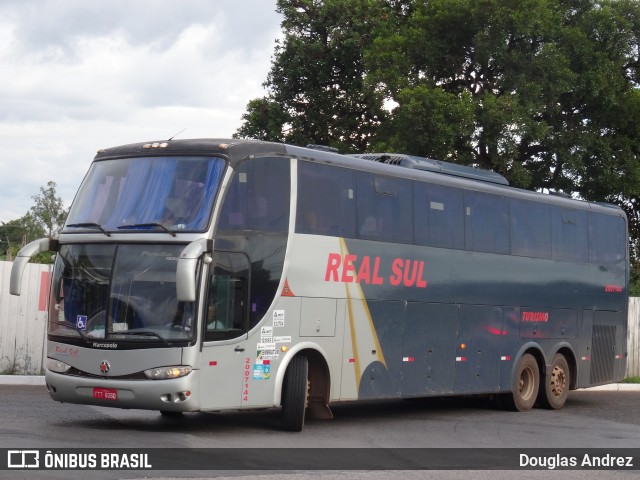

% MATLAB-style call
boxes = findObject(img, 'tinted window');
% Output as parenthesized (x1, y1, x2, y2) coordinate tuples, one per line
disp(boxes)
(551, 207, 588, 262)
(414, 183, 464, 249)
(204, 252, 249, 341)
(357, 172, 413, 243)
(464, 192, 510, 254)
(49, 244, 196, 343)
(296, 161, 356, 238)
(218, 157, 290, 232)
(589, 212, 625, 264)
(510, 199, 551, 258)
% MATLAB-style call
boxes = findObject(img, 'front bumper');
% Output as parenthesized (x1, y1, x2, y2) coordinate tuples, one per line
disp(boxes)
(45, 369, 202, 412)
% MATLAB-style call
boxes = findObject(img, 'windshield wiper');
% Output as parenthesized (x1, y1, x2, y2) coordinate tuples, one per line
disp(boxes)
(115, 330, 173, 346)
(65, 223, 111, 237)
(116, 223, 176, 237)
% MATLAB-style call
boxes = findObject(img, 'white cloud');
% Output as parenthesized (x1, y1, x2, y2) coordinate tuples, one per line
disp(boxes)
(0, 0, 282, 220)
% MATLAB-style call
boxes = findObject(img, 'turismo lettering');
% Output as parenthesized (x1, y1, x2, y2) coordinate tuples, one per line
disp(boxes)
(324, 253, 427, 288)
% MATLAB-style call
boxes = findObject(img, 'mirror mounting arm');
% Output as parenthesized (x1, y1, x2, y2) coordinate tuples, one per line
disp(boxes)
(10, 237, 59, 296)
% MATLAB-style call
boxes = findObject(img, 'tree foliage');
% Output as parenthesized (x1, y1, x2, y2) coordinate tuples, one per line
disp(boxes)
(368, 0, 640, 191)
(30, 181, 67, 239)
(0, 181, 67, 263)
(234, 0, 388, 152)
(0, 215, 45, 261)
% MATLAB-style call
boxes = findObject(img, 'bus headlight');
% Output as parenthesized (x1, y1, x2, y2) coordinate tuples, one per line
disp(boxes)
(46, 358, 71, 373)
(144, 366, 192, 380)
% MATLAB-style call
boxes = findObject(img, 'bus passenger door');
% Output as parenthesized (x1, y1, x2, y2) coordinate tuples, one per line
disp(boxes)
(199, 338, 249, 410)
(199, 252, 251, 410)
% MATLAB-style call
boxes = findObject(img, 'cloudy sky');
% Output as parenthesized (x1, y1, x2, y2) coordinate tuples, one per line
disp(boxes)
(0, 0, 282, 221)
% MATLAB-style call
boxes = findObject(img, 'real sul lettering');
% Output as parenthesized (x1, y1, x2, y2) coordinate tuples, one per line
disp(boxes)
(324, 253, 427, 288)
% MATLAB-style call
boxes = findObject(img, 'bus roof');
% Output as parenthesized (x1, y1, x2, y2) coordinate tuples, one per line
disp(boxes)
(93, 138, 625, 219)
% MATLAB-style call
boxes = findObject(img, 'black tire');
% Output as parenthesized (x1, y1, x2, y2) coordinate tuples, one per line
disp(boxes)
(281, 355, 309, 432)
(537, 353, 570, 410)
(503, 353, 539, 411)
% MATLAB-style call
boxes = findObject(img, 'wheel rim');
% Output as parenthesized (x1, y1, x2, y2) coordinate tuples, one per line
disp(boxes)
(550, 365, 567, 398)
(519, 366, 535, 400)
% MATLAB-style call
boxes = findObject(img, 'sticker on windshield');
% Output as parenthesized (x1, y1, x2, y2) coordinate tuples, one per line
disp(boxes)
(76, 315, 87, 331)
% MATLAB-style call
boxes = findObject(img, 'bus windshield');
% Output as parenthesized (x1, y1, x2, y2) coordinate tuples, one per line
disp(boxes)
(65, 156, 225, 233)
(48, 244, 197, 344)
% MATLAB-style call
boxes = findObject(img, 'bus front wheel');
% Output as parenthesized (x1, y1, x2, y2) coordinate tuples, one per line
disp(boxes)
(281, 355, 309, 432)
(537, 353, 570, 410)
(503, 353, 539, 411)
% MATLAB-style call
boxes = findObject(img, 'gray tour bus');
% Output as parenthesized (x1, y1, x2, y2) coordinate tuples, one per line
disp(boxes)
(10, 138, 628, 431)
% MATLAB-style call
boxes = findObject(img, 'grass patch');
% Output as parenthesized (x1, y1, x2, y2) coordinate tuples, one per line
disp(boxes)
(623, 377, 640, 383)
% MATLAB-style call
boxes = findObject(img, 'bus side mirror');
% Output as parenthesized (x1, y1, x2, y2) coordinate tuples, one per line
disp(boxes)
(176, 238, 213, 302)
(10, 237, 58, 296)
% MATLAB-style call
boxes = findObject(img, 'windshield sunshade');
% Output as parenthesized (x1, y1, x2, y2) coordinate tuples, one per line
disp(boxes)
(65, 156, 225, 233)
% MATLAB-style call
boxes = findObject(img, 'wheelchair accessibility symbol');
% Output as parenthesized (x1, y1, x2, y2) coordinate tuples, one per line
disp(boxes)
(76, 315, 87, 331)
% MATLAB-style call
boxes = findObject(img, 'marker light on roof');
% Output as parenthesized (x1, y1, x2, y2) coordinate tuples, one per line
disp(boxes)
(142, 142, 169, 149)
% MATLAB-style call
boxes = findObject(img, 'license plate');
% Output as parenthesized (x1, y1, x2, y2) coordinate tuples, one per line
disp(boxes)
(93, 387, 118, 401)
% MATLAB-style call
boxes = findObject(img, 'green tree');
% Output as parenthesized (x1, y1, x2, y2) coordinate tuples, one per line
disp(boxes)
(30, 181, 67, 239)
(0, 214, 46, 261)
(367, 0, 640, 189)
(234, 0, 388, 153)
(235, 98, 290, 143)
(0, 182, 66, 264)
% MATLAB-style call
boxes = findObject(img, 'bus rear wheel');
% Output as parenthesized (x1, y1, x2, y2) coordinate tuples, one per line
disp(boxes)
(537, 353, 570, 410)
(281, 355, 309, 432)
(503, 353, 539, 411)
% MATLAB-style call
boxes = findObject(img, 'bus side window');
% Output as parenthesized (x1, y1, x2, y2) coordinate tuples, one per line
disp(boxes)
(589, 212, 625, 264)
(296, 161, 356, 238)
(218, 157, 290, 233)
(356, 172, 413, 244)
(551, 207, 588, 262)
(414, 183, 464, 249)
(510, 199, 551, 258)
(464, 191, 510, 254)
(204, 252, 250, 341)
